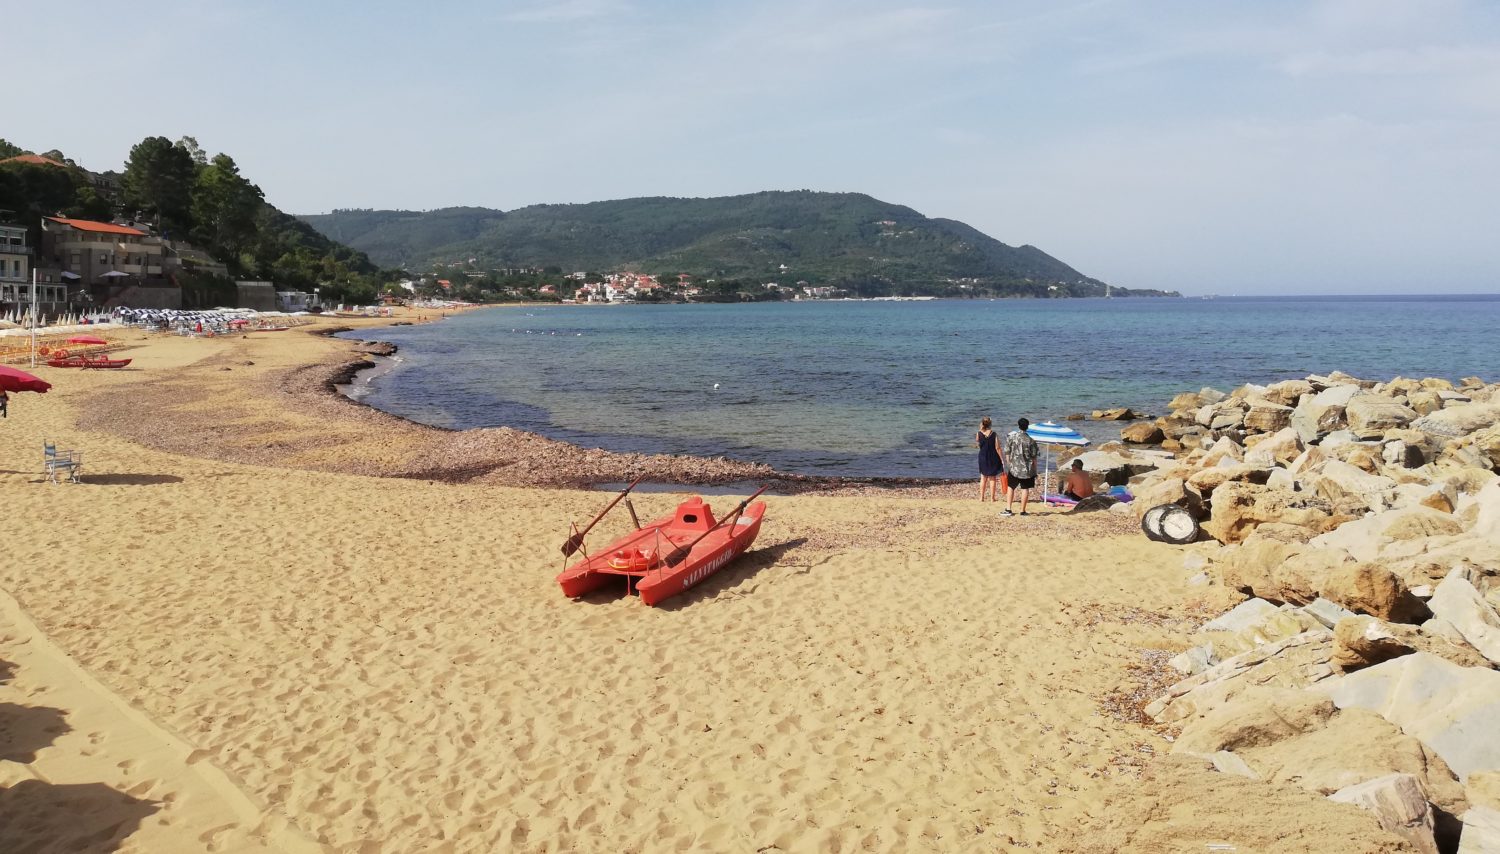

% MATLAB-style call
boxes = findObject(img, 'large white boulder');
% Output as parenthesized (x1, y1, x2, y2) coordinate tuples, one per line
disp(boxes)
(1428, 568, 1500, 665)
(1307, 459, 1398, 514)
(1292, 384, 1360, 444)
(1321, 652, 1500, 782)
(1461, 805, 1500, 854)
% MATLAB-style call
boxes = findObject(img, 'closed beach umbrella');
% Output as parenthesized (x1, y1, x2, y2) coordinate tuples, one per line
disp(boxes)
(0, 364, 52, 394)
(1026, 421, 1089, 501)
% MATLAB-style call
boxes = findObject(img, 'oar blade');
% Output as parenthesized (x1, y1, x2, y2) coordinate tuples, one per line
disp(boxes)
(560, 533, 584, 557)
(663, 546, 690, 568)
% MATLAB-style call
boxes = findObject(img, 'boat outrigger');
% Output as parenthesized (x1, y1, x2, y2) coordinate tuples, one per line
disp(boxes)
(557, 484, 768, 606)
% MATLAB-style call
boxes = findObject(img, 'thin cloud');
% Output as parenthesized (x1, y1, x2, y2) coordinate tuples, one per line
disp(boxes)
(502, 0, 629, 24)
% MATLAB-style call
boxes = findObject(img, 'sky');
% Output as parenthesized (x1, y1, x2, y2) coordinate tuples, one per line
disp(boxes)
(8, 0, 1500, 295)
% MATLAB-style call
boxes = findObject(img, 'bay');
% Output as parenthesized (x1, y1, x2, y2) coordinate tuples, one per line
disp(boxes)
(342, 295, 1500, 479)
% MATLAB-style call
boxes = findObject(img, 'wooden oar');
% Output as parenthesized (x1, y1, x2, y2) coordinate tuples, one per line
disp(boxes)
(662, 486, 769, 568)
(561, 476, 644, 556)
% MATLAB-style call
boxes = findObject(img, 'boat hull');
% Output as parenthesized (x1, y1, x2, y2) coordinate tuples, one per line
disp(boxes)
(556, 498, 766, 606)
(46, 357, 132, 369)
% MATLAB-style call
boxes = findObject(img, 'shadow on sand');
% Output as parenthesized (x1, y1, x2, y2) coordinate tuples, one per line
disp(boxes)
(0, 780, 160, 853)
(0, 660, 160, 852)
(79, 473, 185, 486)
(570, 538, 810, 609)
(0, 701, 71, 764)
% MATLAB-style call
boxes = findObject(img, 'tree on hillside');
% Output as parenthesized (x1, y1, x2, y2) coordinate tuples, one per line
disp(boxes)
(191, 153, 263, 268)
(0, 139, 25, 159)
(122, 136, 197, 231)
(176, 136, 208, 166)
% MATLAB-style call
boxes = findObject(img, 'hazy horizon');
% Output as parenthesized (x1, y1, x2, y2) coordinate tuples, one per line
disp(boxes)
(10, 0, 1499, 297)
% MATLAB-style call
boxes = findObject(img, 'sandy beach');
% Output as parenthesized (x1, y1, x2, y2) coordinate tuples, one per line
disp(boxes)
(0, 312, 1412, 852)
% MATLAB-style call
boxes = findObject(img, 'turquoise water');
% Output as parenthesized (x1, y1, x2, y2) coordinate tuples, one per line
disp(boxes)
(345, 296, 1500, 478)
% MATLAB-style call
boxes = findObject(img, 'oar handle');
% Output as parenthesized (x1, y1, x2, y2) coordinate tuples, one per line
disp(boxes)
(561, 475, 645, 555)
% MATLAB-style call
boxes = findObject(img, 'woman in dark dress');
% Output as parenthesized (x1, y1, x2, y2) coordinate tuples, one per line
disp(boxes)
(976, 416, 1004, 501)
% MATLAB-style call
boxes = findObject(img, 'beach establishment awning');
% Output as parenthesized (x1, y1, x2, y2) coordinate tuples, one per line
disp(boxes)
(99, 271, 131, 279)
(0, 364, 52, 394)
(60, 271, 81, 280)
(1027, 421, 1090, 501)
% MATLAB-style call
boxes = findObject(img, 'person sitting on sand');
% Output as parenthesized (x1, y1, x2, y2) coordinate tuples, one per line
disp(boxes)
(1002, 418, 1039, 517)
(1061, 459, 1094, 501)
(975, 416, 1004, 502)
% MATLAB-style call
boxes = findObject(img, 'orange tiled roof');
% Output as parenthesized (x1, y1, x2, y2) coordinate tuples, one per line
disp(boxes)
(44, 216, 147, 236)
(1, 153, 70, 168)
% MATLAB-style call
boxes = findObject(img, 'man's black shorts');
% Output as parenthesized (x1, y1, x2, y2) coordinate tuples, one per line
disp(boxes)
(1007, 474, 1036, 490)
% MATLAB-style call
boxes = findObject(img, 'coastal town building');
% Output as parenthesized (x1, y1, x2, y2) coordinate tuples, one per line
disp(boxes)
(36, 216, 171, 310)
(0, 222, 51, 313)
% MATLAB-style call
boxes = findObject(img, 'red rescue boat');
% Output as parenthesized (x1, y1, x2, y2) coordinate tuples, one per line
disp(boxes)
(46, 356, 133, 369)
(557, 494, 767, 606)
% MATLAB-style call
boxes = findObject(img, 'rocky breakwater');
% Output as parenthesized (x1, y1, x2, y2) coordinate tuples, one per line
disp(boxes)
(1106, 372, 1500, 852)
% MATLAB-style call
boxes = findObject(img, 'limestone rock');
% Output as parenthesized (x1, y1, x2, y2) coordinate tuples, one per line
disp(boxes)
(1171, 686, 1335, 754)
(1246, 426, 1303, 467)
(1471, 424, 1500, 471)
(1202, 598, 1281, 634)
(1347, 394, 1419, 439)
(1169, 644, 1219, 676)
(1321, 652, 1500, 781)
(1321, 563, 1430, 624)
(1459, 805, 1500, 854)
(1333, 616, 1419, 671)
(1121, 421, 1165, 444)
(1264, 379, 1316, 408)
(1470, 772, 1500, 811)
(1413, 402, 1500, 440)
(1308, 459, 1398, 515)
(1202, 481, 1336, 545)
(1380, 506, 1466, 541)
(1168, 391, 1205, 412)
(1147, 630, 1335, 724)
(1133, 476, 1186, 521)
(1308, 514, 1391, 563)
(1306, 597, 1359, 628)
(1408, 390, 1444, 417)
(1186, 463, 1272, 498)
(1332, 614, 1491, 671)
(1245, 398, 1294, 433)
(1428, 568, 1500, 665)
(1292, 384, 1361, 444)
(1328, 773, 1440, 854)
(1092, 407, 1139, 421)
(1200, 436, 1246, 467)
(1382, 439, 1427, 468)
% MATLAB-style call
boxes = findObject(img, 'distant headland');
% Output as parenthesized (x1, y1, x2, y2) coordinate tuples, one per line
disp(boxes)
(300, 191, 1180, 301)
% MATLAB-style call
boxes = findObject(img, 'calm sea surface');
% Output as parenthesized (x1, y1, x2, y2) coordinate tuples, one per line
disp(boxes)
(341, 296, 1500, 479)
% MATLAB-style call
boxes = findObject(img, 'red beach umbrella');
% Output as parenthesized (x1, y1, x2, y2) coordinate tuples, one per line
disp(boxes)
(0, 364, 52, 394)
(67, 335, 109, 345)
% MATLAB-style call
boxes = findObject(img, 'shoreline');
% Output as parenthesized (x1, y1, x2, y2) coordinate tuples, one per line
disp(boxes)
(0, 313, 1441, 851)
(308, 316, 983, 496)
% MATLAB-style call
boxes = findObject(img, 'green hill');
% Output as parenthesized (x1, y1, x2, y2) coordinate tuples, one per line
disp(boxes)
(300, 192, 1177, 298)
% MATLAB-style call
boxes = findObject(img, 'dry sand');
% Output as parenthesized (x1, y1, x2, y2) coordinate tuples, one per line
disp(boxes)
(0, 313, 1410, 852)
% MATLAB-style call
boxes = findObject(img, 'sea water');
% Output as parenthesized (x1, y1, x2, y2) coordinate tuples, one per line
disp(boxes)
(343, 296, 1500, 479)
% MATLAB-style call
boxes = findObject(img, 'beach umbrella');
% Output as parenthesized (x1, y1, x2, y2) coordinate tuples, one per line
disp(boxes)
(0, 364, 51, 394)
(1026, 421, 1089, 502)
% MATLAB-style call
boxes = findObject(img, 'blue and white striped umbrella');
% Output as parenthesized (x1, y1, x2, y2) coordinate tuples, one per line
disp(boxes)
(1027, 421, 1090, 446)
(1025, 421, 1090, 501)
